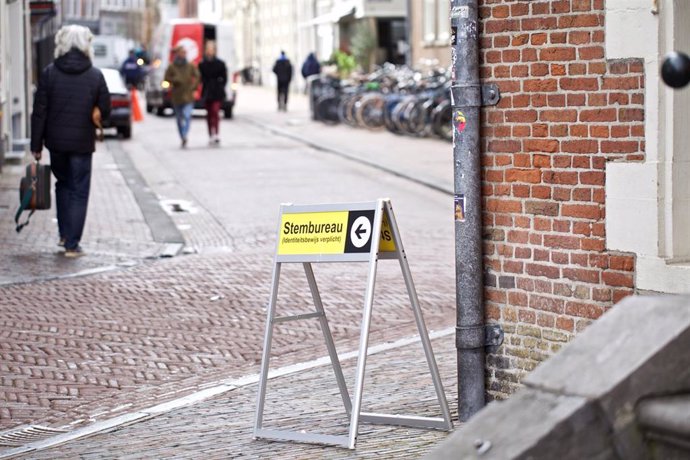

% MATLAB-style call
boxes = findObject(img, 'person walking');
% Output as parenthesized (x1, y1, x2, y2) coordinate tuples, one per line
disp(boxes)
(301, 52, 321, 81)
(30, 25, 111, 258)
(164, 45, 200, 148)
(198, 41, 227, 145)
(272, 51, 293, 112)
(120, 50, 143, 88)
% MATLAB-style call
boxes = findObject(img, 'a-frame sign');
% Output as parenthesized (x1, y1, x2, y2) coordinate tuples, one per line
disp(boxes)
(253, 199, 453, 449)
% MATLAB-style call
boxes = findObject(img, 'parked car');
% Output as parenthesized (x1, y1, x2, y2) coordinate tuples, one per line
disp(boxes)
(101, 68, 132, 139)
(145, 19, 237, 118)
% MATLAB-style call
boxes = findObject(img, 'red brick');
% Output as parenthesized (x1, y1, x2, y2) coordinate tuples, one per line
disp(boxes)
(561, 140, 599, 153)
(613, 289, 634, 304)
(492, 5, 510, 18)
(531, 185, 552, 199)
(567, 93, 587, 106)
(522, 17, 558, 31)
(619, 108, 644, 122)
(563, 268, 600, 283)
(553, 187, 572, 201)
(534, 218, 552, 231)
(484, 19, 521, 34)
(547, 94, 566, 107)
(514, 153, 531, 167)
(524, 139, 559, 153)
(560, 77, 599, 91)
(512, 34, 530, 46)
(579, 108, 617, 122)
(558, 14, 602, 28)
(543, 234, 581, 250)
(539, 47, 577, 61)
(601, 140, 639, 153)
(503, 49, 521, 62)
(540, 109, 578, 122)
(513, 125, 531, 137)
(579, 171, 605, 185)
(590, 126, 609, 138)
(552, 0, 571, 14)
(556, 316, 575, 332)
(519, 308, 536, 323)
(565, 301, 604, 319)
(533, 154, 551, 168)
(553, 219, 571, 233)
(602, 271, 634, 288)
(511, 2, 530, 16)
(550, 32, 568, 44)
(515, 247, 532, 259)
(578, 46, 605, 60)
(521, 48, 539, 62)
(543, 171, 578, 185)
(506, 168, 542, 183)
(489, 140, 521, 153)
(531, 63, 549, 77)
(568, 31, 591, 45)
(531, 33, 547, 46)
(609, 255, 635, 271)
(592, 287, 612, 302)
(572, 188, 592, 201)
(524, 79, 558, 92)
(503, 260, 525, 274)
(602, 76, 640, 90)
(610, 125, 632, 137)
(570, 125, 588, 137)
(572, 0, 592, 11)
(537, 313, 555, 328)
(562, 204, 602, 220)
(508, 291, 528, 307)
(530, 294, 565, 314)
(506, 109, 538, 123)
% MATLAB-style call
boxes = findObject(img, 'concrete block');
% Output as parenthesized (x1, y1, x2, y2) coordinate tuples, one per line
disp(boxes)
(423, 388, 617, 460)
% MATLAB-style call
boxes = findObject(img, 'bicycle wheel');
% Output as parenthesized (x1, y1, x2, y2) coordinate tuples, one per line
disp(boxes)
(316, 96, 340, 125)
(432, 101, 453, 142)
(356, 94, 386, 130)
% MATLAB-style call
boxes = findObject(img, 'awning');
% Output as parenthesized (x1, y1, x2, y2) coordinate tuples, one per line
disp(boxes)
(299, 5, 356, 27)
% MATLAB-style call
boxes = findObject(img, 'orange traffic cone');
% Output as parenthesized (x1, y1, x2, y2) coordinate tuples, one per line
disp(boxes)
(130, 88, 144, 122)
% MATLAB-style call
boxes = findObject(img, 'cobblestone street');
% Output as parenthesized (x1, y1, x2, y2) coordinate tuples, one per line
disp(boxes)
(0, 86, 458, 457)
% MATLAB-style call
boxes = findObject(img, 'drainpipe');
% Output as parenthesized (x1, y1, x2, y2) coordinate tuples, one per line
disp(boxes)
(450, 0, 502, 422)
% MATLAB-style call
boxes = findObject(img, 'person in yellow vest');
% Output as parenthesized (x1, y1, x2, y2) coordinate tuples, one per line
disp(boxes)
(164, 46, 200, 148)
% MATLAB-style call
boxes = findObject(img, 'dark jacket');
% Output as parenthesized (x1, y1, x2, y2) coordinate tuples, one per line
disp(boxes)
(198, 57, 228, 102)
(273, 58, 293, 84)
(31, 48, 111, 154)
(301, 53, 320, 79)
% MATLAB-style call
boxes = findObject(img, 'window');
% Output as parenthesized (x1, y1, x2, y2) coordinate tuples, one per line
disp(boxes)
(423, 0, 450, 44)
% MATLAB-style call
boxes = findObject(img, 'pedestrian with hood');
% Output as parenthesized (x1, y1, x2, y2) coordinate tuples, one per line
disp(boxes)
(120, 49, 143, 88)
(198, 41, 227, 145)
(301, 52, 321, 81)
(272, 50, 293, 111)
(164, 45, 200, 148)
(30, 25, 111, 258)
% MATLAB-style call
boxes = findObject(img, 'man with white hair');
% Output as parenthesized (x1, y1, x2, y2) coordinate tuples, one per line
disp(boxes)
(30, 25, 111, 258)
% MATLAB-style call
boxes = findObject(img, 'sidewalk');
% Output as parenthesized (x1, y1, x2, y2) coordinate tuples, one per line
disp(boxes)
(238, 85, 454, 196)
(0, 141, 167, 286)
(3, 331, 459, 459)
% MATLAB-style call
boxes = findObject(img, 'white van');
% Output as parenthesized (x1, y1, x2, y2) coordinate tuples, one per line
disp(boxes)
(145, 19, 237, 118)
(92, 35, 134, 70)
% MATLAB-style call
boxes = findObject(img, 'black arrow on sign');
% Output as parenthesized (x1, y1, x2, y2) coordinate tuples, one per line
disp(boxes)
(355, 224, 367, 240)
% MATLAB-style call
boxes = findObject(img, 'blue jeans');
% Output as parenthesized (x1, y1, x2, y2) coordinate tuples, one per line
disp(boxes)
(173, 103, 193, 140)
(50, 151, 93, 250)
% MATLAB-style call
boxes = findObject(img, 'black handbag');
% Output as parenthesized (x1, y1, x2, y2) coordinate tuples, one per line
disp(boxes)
(15, 161, 51, 232)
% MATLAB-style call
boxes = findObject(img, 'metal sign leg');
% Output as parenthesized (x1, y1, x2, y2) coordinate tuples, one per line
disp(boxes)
(254, 262, 282, 434)
(303, 262, 352, 414)
(384, 203, 454, 430)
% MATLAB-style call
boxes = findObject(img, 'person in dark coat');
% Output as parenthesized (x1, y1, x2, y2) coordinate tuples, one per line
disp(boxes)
(30, 25, 111, 258)
(272, 51, 293, 111)
(120, 50, 143, 88)
(301, 52, 321, 80)
(198, 41, 227, 145)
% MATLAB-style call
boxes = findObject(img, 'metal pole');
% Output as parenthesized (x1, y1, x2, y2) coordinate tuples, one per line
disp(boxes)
(450, 0, 485, 422)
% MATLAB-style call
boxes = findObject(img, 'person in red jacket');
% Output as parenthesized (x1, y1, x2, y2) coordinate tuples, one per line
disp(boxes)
(198, 41, 228, 145)
(30, 25, 111, 258)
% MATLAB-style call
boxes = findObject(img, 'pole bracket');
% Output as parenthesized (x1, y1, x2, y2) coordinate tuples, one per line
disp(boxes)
(450, 83, 501, 108)
(456, 324, 504, 350)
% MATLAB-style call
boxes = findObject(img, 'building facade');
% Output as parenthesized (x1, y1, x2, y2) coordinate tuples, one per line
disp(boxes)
(466, 0, 690, 400)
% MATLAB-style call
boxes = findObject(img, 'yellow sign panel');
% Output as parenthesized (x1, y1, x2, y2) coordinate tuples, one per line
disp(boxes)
(277, 210, 396, 256)
(278, 211, 349, 255)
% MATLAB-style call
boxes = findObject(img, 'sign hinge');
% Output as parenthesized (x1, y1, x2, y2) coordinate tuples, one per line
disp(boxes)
(456, 324, 504, 351)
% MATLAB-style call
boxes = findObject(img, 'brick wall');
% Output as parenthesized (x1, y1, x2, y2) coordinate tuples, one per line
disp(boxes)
(478, 0, 645, 398)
